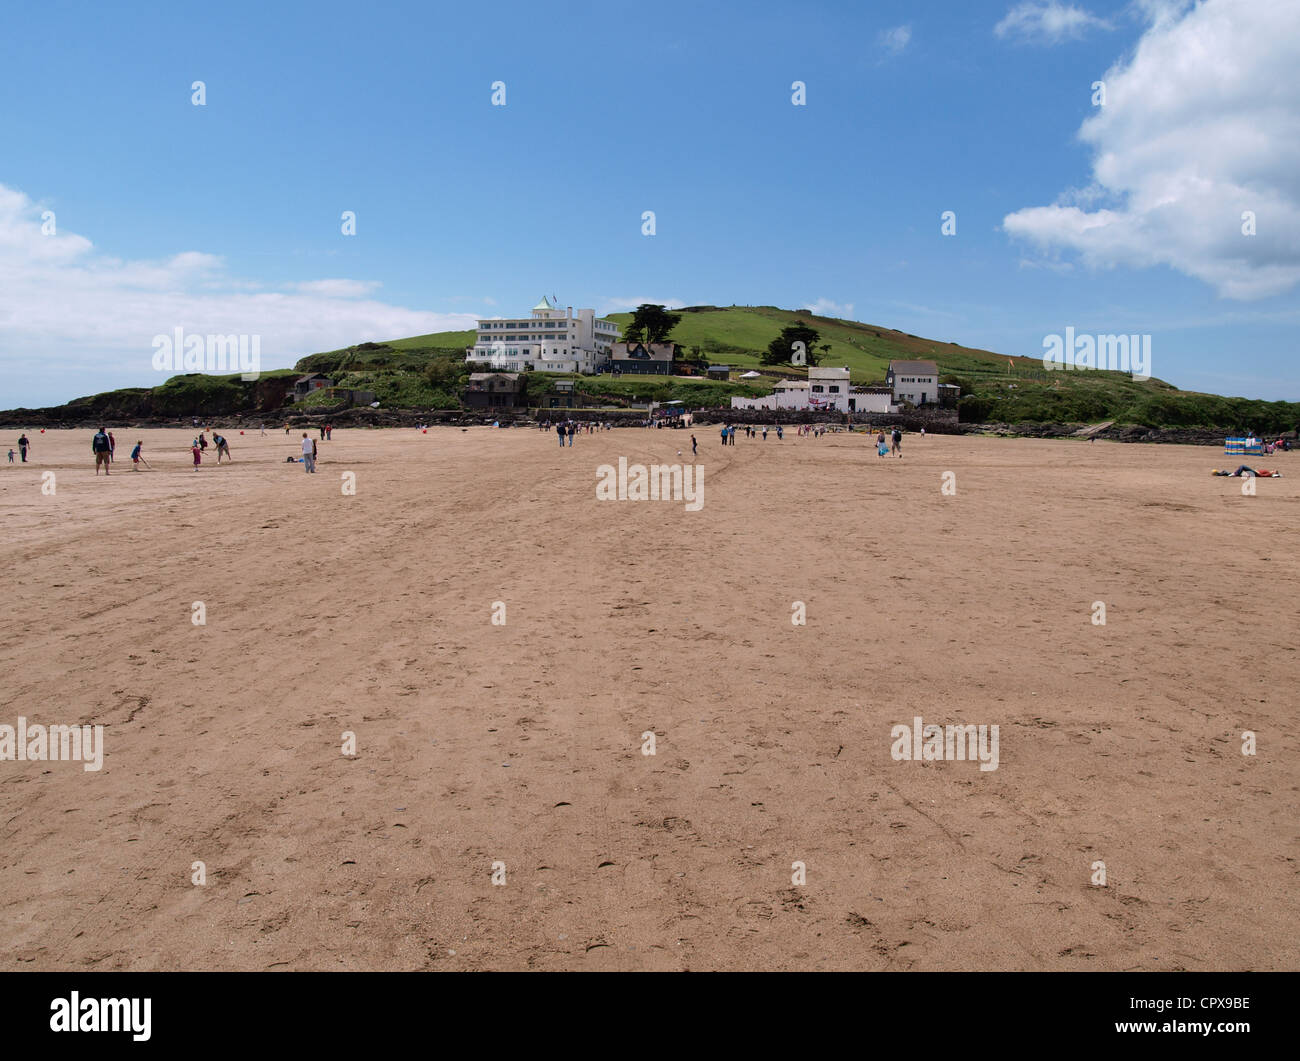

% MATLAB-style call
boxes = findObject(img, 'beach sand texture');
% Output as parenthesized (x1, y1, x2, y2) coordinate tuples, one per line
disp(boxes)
(1, 426, 1296, 970)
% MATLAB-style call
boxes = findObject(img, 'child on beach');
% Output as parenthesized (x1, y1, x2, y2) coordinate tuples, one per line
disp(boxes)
(6, 449, 13, 463)
(191, 440, 202, 470)
(130, 440, 152, 470)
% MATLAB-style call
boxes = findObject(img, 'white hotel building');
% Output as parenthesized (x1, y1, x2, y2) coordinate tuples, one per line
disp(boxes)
(466, 297, 620, 374)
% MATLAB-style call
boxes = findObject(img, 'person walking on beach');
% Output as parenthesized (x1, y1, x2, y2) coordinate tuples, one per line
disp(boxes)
(214, 433, 232, 463)
(92, 427, 112, 475)
(17, 434, 29, 462)
(892, 427, 902, 458)
(762, 426, 768, 441)
(326, 423, 333, 440)
(130, 440, 152, 470)
(691, 434, 698, 456)
(191, 438, 202, 470)
(567, 422, 576, 447)
(557, 421, 566, 448)
(301, 432, 315, 473)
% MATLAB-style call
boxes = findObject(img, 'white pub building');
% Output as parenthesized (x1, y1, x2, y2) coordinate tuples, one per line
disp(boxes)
(466, 297, 620, 374)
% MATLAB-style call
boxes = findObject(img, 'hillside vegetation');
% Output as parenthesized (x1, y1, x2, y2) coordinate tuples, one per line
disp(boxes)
(6, 306, 1298, 434)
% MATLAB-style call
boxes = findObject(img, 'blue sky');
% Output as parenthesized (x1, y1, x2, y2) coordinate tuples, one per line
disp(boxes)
(2, 0, 1297, 406)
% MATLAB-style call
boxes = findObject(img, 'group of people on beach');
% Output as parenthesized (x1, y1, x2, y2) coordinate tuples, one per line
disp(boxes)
(719, 424, 790, 443)
(187, 430, 232, 470)
(875, 428, 904, 458)
(86, 427, 159, 473)
(1, 422, 336, 477)
(8, 433, 32, 464)
(546, 420, 614, 445)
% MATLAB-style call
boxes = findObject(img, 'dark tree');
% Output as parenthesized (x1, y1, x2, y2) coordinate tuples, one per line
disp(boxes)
(622, 304, 682, 344)
(762, 321, 822, 366)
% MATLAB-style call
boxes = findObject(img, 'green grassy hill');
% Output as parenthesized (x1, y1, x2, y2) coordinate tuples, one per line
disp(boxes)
(392, 304, 1023, 382)
(610, 304, 985, 380)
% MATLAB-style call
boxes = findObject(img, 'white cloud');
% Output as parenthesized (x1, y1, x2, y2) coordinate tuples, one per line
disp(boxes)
(805, 298, 856, 319)
(878, 25, 912, 54)
(995, 1, 1113, 43)
(1003, 0, 1300, 300)
(288, 278, 381, 298)
(0, 184, 478, 406)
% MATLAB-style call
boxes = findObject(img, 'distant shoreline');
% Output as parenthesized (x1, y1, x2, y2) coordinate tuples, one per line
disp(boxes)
(0, 415, 1277, 447)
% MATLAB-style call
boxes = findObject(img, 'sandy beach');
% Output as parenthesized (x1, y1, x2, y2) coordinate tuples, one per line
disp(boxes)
(0, 425, 1296, 971)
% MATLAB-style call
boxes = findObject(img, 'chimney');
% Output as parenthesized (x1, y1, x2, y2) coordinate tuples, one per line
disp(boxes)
(567, 306, 572, 319)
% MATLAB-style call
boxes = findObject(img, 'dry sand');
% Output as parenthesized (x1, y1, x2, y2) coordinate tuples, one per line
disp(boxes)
(0, 425, 1296, 971)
